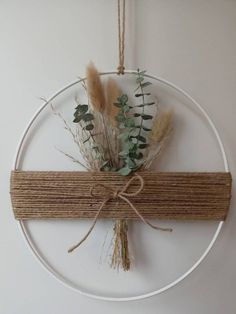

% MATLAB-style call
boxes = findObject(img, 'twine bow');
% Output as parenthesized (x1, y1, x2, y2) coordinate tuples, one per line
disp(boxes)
(68, 174, 172, 253)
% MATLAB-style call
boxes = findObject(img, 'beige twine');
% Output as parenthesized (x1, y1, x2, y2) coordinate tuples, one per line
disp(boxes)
(117, 0, 126, 74)
(68, 173, 172, 253)
(11, 171, 232, 220)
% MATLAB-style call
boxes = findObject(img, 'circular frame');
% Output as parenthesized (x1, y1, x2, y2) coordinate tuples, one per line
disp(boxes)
(13, 70, 229, 302)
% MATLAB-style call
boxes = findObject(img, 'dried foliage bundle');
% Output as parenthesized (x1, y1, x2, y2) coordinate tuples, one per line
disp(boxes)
(53, 63, 174, 271)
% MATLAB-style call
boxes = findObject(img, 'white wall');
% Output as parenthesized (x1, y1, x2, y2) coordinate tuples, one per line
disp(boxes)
(1, 0, 236, 313)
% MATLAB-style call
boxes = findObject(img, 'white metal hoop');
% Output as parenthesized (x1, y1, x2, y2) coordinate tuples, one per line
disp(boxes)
(13, 70, 229, 302)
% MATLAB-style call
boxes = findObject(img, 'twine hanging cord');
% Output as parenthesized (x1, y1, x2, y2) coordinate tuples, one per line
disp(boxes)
(68, 174, 172, 253)
(117, 0, 126, 74)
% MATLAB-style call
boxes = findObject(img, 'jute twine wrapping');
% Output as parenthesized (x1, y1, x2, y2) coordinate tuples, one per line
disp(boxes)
(10, 171, 231, 220)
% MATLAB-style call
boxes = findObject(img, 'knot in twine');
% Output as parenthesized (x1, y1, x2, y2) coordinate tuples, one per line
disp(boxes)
(68, 173, 172, 253)
(117, 65, 125, 75)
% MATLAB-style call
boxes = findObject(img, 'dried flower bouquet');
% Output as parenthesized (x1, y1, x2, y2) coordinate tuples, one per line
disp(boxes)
(53, 63, 173, 271)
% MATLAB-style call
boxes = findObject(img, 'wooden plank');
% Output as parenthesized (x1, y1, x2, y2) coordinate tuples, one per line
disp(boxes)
(10, 171, 232, 220)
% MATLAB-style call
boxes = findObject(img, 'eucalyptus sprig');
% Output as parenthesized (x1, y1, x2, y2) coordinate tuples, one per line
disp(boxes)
(73, 104, 95, 142)
(115, 70, 154, 176)
(114, 94, 137, 175)
(74, 103, 116, 171)
(73, 103, 105, 165)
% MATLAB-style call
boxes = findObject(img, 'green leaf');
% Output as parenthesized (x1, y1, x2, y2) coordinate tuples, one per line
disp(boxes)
(142, 114, 153, 120)
(127, 158, 136, 168)
(85, 124, 94, 131)
(118, 167, 132, 176)
(124, 118, 135, 127)
(136, 77, 144, 84)
(119, 122, 126, 129)
(128, 151, 136, 159)
(135, 93, 151, 97)
(129, 151, 143, 160)
(135, 125, 151, 131)
(136, 135, 146, 143)
(130, 136, 138, 144)
(139, 143, 149, 149)
(83, 113, 94, 122)
(141, 81, 152, 88)
(128, 142, 138, 151)
(75, 104, 88, 114)
(123, 105, 130, 113)
(118, 94, 128, 104)
(136, 102, 155, 107)
(116, 113, 126, 122)
(142, 126, 152, 131)
(73, 116, 83, 123)
(136, 152, 143, 160)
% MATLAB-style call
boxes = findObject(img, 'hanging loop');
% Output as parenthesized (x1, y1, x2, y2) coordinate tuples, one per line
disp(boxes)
(117, 0, 126, 74)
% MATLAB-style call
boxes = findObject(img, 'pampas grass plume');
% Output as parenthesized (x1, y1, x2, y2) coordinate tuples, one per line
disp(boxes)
(86, 62, 106, 113)
(149, 110, 173, 143)
(105, 78, 120, 126)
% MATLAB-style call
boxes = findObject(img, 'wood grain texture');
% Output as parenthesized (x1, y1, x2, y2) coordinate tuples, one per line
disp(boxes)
(10, 171, 232, 220)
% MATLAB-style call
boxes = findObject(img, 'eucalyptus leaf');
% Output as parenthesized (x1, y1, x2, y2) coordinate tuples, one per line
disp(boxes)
(134, 125, 151, 131)
(118, 167, 132, 176)
(135, 152, 143, 160)
(142, 114, 153, 120)
(83, 113, 94, 122)
(118, 94, 128, 104)
(128, 142, 137, 151)
(136, 102, 155, 107)
(135, 93, 151, 97)
(119, 122, 126, 129)
(124, 118, 135, 127)
(136, 135, 146, 143)
(116, 113, 126, 122)
(141, 81, 152, 88)
(142, 126, 152, 131)
(123, 105, 130, 113)
(75, 104, 88, 114)
(128, 151, 143, 160)
(127, 158, 136, 168)
(73, 116, 83, 123)
(136, 77, 144, 84)
(139, 143, 149, 149)
(85, 124, 94, 131)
